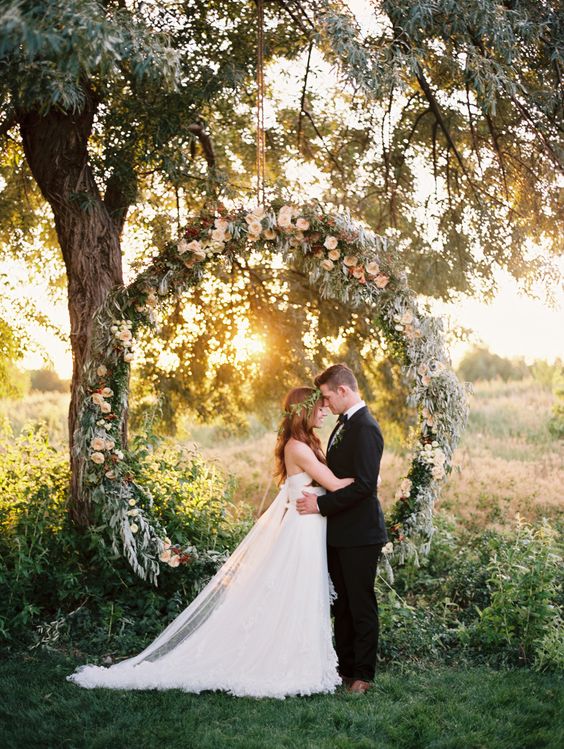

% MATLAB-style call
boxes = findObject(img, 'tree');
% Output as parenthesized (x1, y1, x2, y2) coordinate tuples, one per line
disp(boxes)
(457, 345, 529, 382)
(0, 0, 561, 526)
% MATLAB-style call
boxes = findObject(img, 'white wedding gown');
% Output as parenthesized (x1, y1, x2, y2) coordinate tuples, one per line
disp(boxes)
(68, 472, 340, 698)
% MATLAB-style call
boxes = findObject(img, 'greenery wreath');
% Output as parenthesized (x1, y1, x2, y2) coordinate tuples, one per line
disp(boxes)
(76, 199, 469, 584)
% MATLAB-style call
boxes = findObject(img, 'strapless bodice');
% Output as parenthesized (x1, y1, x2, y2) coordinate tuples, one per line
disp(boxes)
(286, 472, 326, 501)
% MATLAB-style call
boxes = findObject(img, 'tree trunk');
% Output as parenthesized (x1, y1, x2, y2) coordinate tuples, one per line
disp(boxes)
(18, 87, 124, 528)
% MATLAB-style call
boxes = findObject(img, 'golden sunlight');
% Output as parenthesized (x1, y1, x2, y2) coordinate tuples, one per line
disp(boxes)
(232, 324, 266, 364)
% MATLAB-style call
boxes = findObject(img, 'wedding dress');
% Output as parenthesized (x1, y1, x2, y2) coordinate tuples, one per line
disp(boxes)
(67, 472, 340, 698)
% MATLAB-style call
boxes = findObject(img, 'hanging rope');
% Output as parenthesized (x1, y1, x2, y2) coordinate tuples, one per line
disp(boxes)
(256, 0, 266, 205)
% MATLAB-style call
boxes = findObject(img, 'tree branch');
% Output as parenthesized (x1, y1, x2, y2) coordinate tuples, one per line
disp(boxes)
(187, 122, 216, 170)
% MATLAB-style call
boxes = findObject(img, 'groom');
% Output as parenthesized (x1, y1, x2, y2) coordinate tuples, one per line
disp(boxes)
(297, 363, 387, 694)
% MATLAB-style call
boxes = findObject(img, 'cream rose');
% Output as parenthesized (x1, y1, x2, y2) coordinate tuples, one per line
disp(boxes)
(146, 292, 158, 307)
(343, 255, 358, 267)
(277, 206, 293, 228)
(91, 393, 105, 406)
(105, 470, 116, 480)
(186, 240, 203, 255)
(321, 259, 335, 271)
(124, 352, 135, 363)
(101, 387, 113, 398)
(114, 450, 124, 460)
(328, 249, 340, 261)
(365, 261, 380, 276)
(127, 508, 139, 517)
(247, 221, 262, 236)
(323, 236, 338, 250)
(211, 228, 226, 242)
(116, 329, 133, 342)
(90, 437, 106, 451)
(296, 218, 310, 231)
(130, 523, 139, 534)
(374, 274, 389, 289)
(128, 498, 136, 506)
(251, 205, 266, 219)
(214, 217, 229, 232)
(100, 402, 112, 414)
(90, 451, 105, 464)
(104, 439, 115, 451)
(96, 365, 108, 377)
(177, 238, 190, 254)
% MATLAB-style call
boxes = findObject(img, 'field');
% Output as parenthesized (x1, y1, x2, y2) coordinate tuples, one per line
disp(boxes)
(1, 379, 561, 528)
(1, 378, 562, 748)
(190, 379, 564, 528)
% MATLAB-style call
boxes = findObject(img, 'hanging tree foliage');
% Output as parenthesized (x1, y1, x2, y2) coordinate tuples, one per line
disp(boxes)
(0, 0, 561, 527)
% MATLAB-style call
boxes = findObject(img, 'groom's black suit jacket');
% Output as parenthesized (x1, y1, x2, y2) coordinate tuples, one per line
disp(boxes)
(317, 406, 388, 547)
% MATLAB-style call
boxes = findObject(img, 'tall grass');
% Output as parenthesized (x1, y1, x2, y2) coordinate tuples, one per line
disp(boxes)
(1, 380, 561, 523)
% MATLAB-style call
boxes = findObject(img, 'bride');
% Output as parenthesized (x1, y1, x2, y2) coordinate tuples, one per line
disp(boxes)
(68, 387, 354, 698)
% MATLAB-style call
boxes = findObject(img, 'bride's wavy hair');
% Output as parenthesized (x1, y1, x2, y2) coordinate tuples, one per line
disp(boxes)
(274, 387, 326, 484)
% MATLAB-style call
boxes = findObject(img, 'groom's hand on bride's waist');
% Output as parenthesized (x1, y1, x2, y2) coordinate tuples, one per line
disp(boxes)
(296, 491, 320, 515)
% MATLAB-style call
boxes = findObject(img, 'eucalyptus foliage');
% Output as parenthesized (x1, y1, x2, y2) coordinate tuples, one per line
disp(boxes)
(76, 200, 468, 582)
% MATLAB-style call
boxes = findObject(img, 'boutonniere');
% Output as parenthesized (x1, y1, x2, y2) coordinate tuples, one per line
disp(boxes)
(331, 424, 346, 450)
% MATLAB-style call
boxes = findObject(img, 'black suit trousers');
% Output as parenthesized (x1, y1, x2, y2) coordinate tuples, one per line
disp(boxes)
(328, 543, 383, 682)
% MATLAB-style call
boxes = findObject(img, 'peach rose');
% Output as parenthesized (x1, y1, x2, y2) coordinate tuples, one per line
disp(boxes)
(321, 259, 335, 271)
(352, 265, 365, 278)
(160, 549, 172, 563)
(328, 249, 340, 261)
(101, 387, 113, 398)
(296, 218, 310, 231)
(100, 402, 112, 414)
(323, 236, 338, 250)
(96, 365, 108, 377)
(168, 555, 181, 567)
(263, 228, 277, 240)
(343, 255, 358, 267)
(90, 451, 105, 464)
(365, 261, 380, 276)
(90, 437, 106, 451)
(91, 393, 105, 406)
(374, 274, 389, 288)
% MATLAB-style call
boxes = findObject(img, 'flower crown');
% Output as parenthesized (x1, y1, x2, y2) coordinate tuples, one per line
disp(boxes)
(282, 388, 321, 420)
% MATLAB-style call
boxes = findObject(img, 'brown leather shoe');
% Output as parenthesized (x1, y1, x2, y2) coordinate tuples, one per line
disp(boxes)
(348, 679, 371, 694)
(340, 675, 355, 688)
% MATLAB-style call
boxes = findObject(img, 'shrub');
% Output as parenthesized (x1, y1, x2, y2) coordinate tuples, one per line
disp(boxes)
(0, 421, 253, 655)
(379, 514, 563, 670)
(459, 519, 562, 667)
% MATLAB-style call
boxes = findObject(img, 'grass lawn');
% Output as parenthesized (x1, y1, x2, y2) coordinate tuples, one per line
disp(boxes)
(0, 653, 562, 749)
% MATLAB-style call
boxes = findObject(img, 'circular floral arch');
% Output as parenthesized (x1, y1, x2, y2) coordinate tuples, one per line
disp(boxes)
(77, 199, 469, 584)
